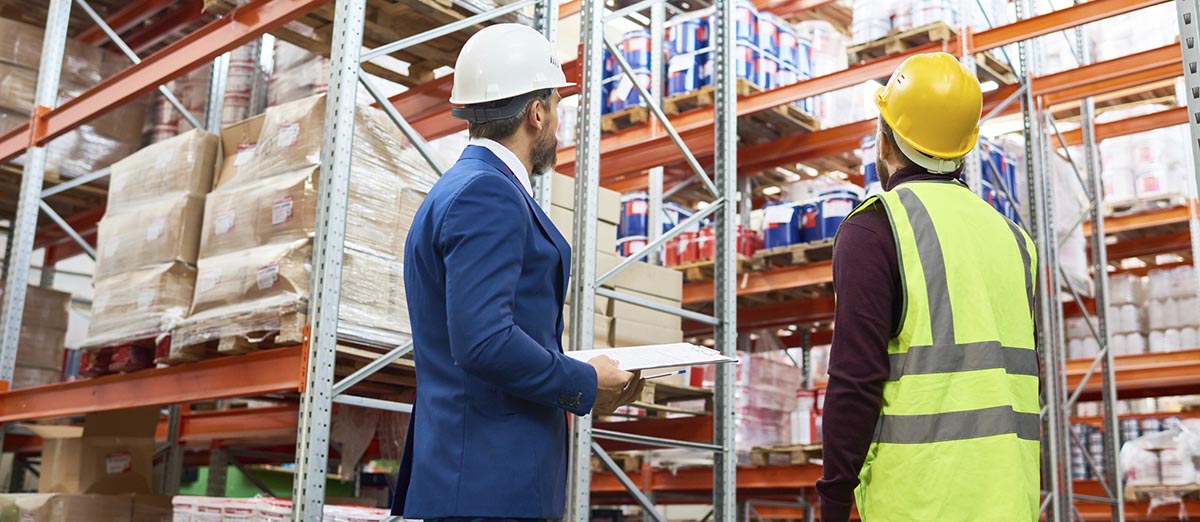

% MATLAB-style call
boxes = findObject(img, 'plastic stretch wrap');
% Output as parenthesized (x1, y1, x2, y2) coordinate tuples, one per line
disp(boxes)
(703, 352, 804, 451)
(84, 262, 196, 349)
(177, 241, 408, 347)
(108, 129, 219, 206)
(240, 95, 432, 189)
(267, 40, 330, 107)
(199, 166, 423, 258)
(171, 496, 390, 521)
(1121, 419, 1200, 491)
(94, 194, 205, 278)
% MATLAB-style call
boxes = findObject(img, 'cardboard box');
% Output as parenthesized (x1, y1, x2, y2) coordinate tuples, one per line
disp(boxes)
(214, 113, 266, 190)
(549, 205, 617, 254)
(85, 262, 196, 348)
(609, 317, 684, 347)
(6, 285, 71, 332)
(190, 239, 311, 317)
(562, 305, 611, 349)
(29, 407, 157, 495)
(605, 288, 682, 330)
(94, 194, 206, 278)
(199, 166, 422, 258)
(17, 327, 66, 371)
(11, 365, 60, 389)
(569, 252, 683, 302)
(549, 172, 620, 225)
(0, 493, 172, 522)
(108, 129, 219, 206)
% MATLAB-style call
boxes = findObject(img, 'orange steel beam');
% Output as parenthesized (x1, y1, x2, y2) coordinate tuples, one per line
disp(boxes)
(1032, 45, 1179, 97)
(684, 295, 835, 335)
(76, 0, 175, 45)
(1043, 65, 1180, 107)
(154, 405, 300, 443)
(124, 0, 208, 55)
(971, 0, 1166, 52)
(560, 0, 581, 18)
(1061, 106, 1188, 146)
(1073, 409, 1200, 429)
(755, 0, 837, 16)
(682, 261, 832, 305)
(591, 463, 822, 498)
(593, 416, 713, 452)
(0, 347, 304, 423)
(1066, 348, 1200, 400)
(1084, 202, 1195, 235)
(1107, 230, 1193, 260)
(0, 0, 329, 163)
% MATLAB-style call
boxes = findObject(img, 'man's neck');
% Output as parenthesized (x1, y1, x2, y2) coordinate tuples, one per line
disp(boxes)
(497, 137, 534, 175)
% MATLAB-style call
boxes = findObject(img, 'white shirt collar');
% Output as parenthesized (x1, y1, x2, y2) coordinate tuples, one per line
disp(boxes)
(467, 138, 532, 196)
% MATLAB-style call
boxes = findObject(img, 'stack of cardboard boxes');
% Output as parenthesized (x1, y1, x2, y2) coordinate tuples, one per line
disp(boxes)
(0, 17, 145, 178)
(9, 408, 170, 521)
(170, 94, 436, 358)
(83, 130, 219, 353)
(550, 174, 685, 353)
(0, 285, 71, 388)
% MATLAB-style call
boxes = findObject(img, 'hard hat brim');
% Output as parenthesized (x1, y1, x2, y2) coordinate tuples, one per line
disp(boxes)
(449, 81, 576, 106)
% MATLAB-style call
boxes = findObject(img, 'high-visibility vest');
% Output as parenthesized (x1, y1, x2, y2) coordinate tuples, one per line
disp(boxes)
(840, 180, 1040, 522)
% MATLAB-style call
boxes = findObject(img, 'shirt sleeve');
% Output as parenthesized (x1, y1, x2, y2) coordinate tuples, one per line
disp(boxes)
(816, 207, 899, 522)
(439, 173, 598, 416)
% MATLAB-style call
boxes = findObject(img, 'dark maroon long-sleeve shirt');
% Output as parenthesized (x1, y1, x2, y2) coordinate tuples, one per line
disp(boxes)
(816, 166, 964, 521)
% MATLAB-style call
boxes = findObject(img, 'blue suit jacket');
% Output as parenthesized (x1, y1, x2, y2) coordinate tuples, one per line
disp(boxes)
(392, 145, 598, 519)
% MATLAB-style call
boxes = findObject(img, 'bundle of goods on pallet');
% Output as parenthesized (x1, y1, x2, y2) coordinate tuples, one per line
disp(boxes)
(599, 2, 821, 124)
(849, 0, 1009, 50)
(1120, 418, 1200, 493)
(172, 496, 391, 521)
(1098, 106, 1195, 213)
(0, 493, 170, 522)
(0, 17, 145, 178)
(0, 285, 70, 388)
(613, 192, 757, 269)
(753, 179, 860, 265)
(1067, 265, 1199, 359)
(709, 352, 804, 462)
(170, 94, 437, 361)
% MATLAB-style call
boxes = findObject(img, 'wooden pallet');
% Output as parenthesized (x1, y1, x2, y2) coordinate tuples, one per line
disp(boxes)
(601, 105, 650, 133)
(591, 452, 645, 474)
(204, 0, 523, 87)
(167, 308, 308, 364)
(753, 239, 835, 268)
(974, 52, 1017, 86)
(803, 151, 861, 175)
(670, 255, 754, 281)
(631, 381, 714, 418)
(846, 22, 955, 64)
(1126, 482, 1200, 501)
(750, 443, 823, 467)
(664, 80, 820, 145)
(1104, 193, 1190, 217)
(80, 335, 168, 377)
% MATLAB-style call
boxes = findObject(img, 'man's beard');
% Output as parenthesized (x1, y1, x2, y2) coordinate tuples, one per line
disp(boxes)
(530, 126, 558, 175)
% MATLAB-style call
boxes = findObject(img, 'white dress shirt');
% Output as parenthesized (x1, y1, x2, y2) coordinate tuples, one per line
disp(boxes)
(467, 138, 532, 196)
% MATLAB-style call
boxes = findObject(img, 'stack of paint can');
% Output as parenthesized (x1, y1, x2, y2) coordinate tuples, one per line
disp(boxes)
(979, 138, 1020, 222)
(851, 0, 890, 44)
(618, 192, 650, 258)
(1070, 424, 1093, 480)
(666, 15, 709, 97)
(607, 31, 654, 114)
(797, 20, 847, 124)
(1087, 428, 1106, 480)
(861, 134, 883, 198)
(762, 201, 801, 249)
(754, 12, 780, 90)
(600, 47, 618, 115)
(735, 0, 759, 84)
(816, 189, 860, 239)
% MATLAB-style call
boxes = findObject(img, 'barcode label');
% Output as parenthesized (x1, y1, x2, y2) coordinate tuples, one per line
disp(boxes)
(278, 121, 301, 147)
(257, 264, 279, 290)
(272, 197, 294, 225)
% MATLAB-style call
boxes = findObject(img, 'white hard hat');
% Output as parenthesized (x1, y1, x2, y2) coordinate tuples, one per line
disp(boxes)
(450, 23, 574, 120)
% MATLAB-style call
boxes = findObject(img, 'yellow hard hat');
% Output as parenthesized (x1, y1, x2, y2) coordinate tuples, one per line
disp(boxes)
(875, 52, 982, 172)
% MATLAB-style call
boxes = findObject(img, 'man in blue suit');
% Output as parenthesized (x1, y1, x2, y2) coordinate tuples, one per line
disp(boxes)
(392, 24, 644, 520)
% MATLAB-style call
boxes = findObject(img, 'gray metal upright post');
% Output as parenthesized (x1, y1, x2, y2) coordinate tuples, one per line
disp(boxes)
(208, 448, 229, 497)
(1015, 1, 1070, 517)
(1176, 0, 1200, 296)
(647, 3, 666, 256)
(567, 0, 606, 519)
(0, 0, 71, 385)
(532, 0, 559, 211)
(1077, 25, 1125, 521)
(711, 0, 738, 515)
(292, 0, 366, 518)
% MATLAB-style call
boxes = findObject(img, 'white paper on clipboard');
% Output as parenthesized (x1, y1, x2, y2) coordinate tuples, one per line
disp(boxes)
(564, 342, 738, 371)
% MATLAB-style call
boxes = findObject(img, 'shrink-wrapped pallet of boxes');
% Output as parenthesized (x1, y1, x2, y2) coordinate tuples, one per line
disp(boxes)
(83, 130, 219, 366)
(0, 17, 146, 179)
(0, 285, 71, 388)
(169, 94, 436, 361)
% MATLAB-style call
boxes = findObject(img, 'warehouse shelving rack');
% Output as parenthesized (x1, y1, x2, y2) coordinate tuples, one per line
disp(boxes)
(0, 0, 1196, 520)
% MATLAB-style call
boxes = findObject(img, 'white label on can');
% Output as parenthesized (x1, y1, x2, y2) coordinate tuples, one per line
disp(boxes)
(198, 270, 221, 293)
(668, 55, 695, 73)
(763, 204, 794, 224)
(823, 199, 854, 218)
(630, 200, 648, 214)
(257, 264, 279, 290)
(146, 215, 166, 241)
(234, 143, 256, 166)
(215, 209, 236, 235)
(278, 121, 301, 147)
(106, 452, 132, 474)
(272, 197, 294, 225)
(614, 77, 635, 100)
(137, 288, 156, 311)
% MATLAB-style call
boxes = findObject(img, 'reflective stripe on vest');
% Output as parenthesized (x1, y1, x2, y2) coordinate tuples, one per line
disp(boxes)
(844, 181, 1040, 522)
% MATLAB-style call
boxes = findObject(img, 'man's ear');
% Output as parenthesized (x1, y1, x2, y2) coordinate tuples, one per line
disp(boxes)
(527, 99, 546, 132)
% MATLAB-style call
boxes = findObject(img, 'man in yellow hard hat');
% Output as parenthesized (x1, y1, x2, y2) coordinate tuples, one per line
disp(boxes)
(817, 52, 1040, 521)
